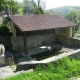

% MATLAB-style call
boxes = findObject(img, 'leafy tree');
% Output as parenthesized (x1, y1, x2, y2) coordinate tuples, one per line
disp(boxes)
(37, 0, 42, 8)
(36, 0, 45, 14)
(35, 7, 44, 14)
(37, 0, 46, 9)
(22, 0, 44, 14)
(6, 0, 22, 14)
(0, 0, 21, 14)
(65, 10, 80, 31)
(22, 0, 36, 14)
(0, 0, 8, 12)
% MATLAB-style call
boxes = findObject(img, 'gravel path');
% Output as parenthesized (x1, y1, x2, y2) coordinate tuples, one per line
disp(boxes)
(0, 66, 33, 79)
(0, 66, 14, 79)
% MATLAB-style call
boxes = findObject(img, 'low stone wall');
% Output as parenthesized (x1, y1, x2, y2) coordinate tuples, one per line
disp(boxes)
(57, 36, 80, 48)
(16, 49, 80, 71)
(11, 34, 56, 51)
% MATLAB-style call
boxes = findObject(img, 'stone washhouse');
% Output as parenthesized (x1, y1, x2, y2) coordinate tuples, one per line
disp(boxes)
(7, 15, 76, 55)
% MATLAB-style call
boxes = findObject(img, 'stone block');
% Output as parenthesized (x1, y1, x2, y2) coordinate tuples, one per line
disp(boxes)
(6, 51, 14, 65)
(16, 61, 46, 71)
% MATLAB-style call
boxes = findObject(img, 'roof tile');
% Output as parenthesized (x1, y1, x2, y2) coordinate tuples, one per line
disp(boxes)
(8, 15, 76, 32)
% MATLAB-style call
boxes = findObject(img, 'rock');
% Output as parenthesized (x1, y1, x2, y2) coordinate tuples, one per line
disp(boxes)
(0, 54, 6, 66)
(0, 44, 5, 56)
(5, 51, 14, 65)
(0, 44, 6, 66)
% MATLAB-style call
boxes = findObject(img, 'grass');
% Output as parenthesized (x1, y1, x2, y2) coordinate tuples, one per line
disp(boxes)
(10, 64, 16, 71)
(5, 57, 80, 80)
(31, 48, 64, 60)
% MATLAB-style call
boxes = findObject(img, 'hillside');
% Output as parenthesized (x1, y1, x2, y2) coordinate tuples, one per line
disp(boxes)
(48, 6, 80, 17)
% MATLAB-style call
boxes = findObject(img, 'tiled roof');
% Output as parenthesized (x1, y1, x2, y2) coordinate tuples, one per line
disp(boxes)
(8, 15, 76, 32)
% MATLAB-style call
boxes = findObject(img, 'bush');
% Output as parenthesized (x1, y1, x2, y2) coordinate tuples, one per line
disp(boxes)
(0, 24, 12, 36)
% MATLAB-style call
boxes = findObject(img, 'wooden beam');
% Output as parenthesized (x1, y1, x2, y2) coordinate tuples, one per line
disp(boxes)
(23, 32, 28, 55)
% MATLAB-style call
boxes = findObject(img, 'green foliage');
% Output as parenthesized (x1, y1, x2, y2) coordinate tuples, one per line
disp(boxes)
(65, 10, 80, 31)
(0, 24, 11, 36)
(65, 10, 80, 22)
(35, 7, 44, 14)
(22, 0, 37, 14)
(0, 0, 21, 14)
(0, 0, 8, 12)
(22, 0, 44, 14)
(6, 0, 21, 14)
(5, 57, 80, 80)
(0, 0, 44, 15)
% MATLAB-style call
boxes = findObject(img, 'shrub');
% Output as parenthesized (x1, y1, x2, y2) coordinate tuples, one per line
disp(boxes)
(0, 24, 12, 36)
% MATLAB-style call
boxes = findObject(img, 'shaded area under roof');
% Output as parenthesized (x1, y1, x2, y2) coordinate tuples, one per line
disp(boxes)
(8, 15, 76, 32)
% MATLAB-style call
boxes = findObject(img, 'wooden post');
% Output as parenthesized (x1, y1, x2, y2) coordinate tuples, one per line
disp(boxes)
(23, 32, 28, 55)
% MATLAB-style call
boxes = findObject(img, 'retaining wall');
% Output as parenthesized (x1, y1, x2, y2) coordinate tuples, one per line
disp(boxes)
(0, 34, 56, 52)
(57, 36, 80, 48)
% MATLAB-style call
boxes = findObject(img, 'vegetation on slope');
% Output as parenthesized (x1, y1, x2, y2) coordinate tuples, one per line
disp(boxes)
(5, 57, 80, 80)
(48, 6, 80, 17)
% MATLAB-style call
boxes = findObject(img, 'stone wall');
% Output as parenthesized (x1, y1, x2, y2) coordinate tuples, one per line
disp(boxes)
(57, 36, 80, 48)
(1, 35, 80, 52)
(11, 34, 56, 51)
